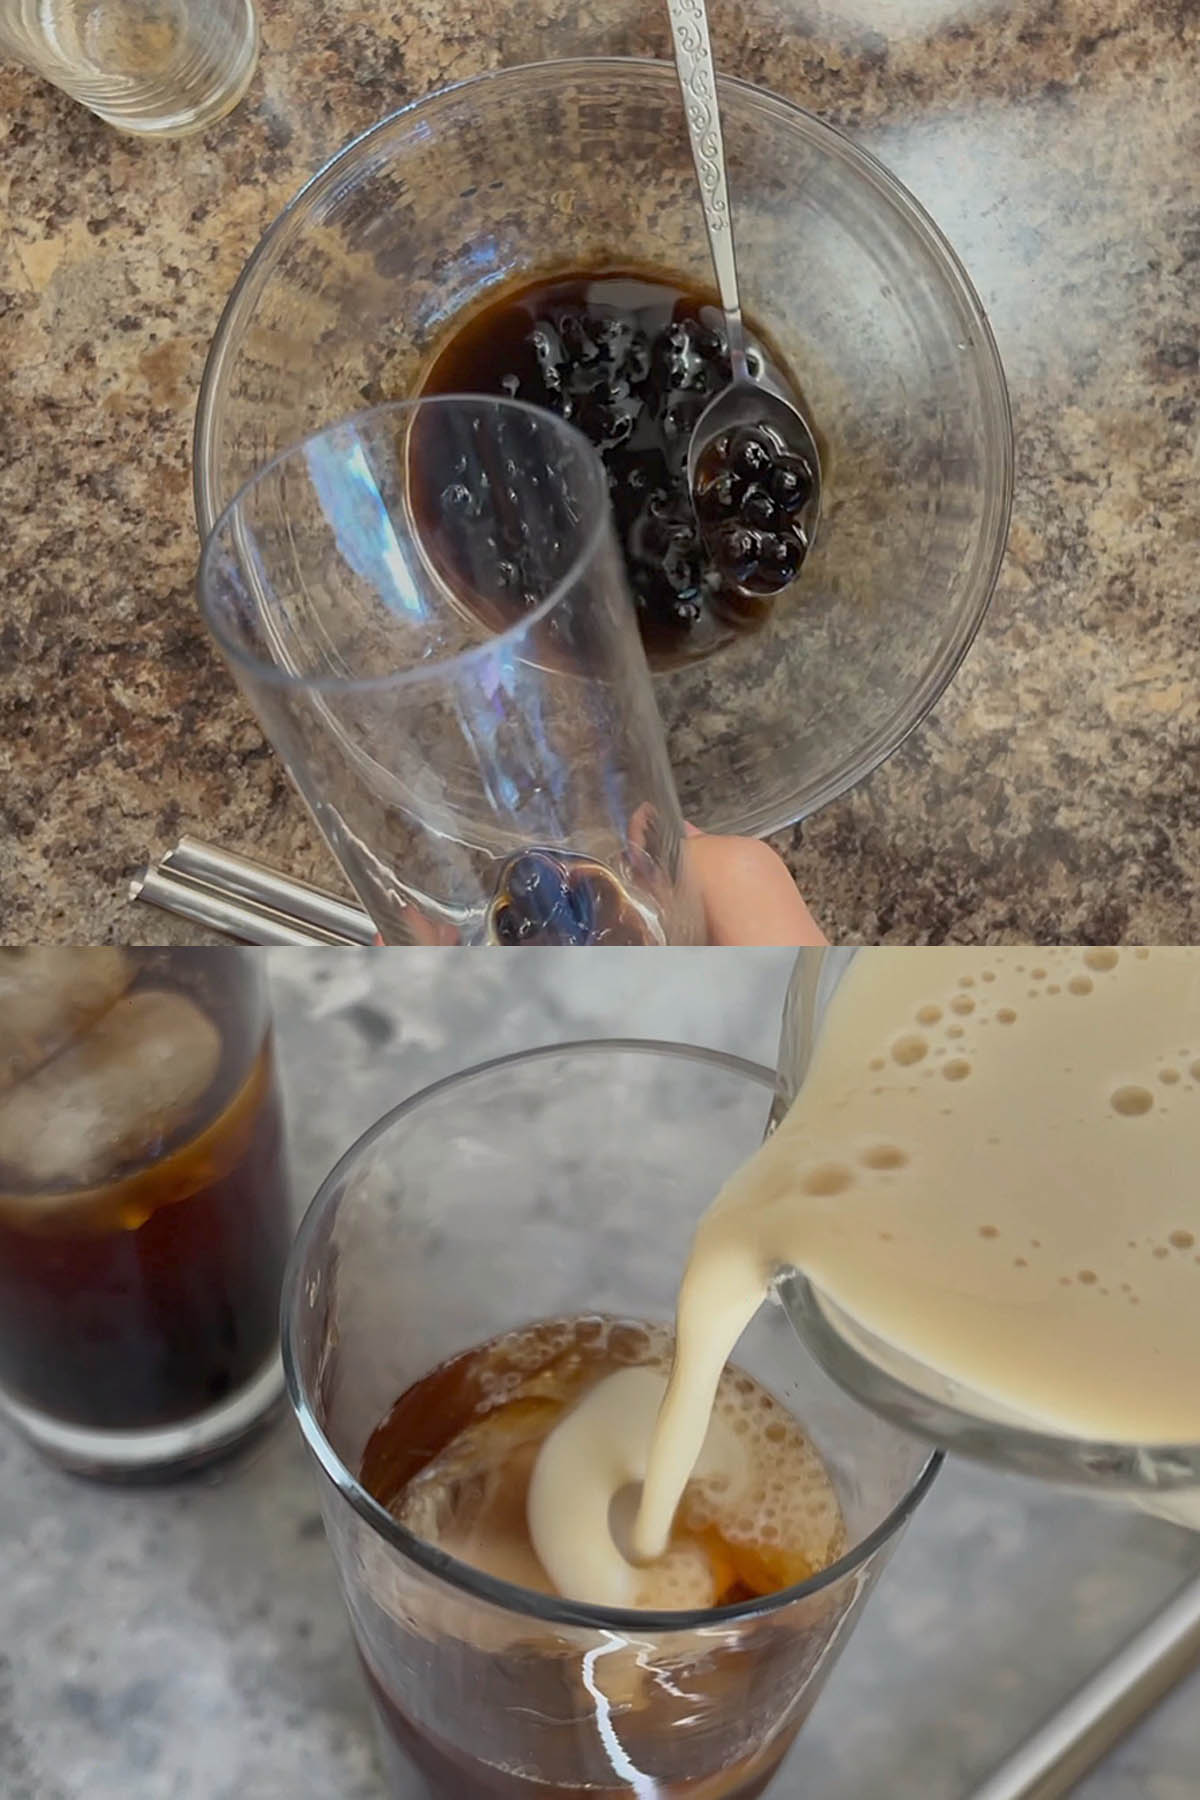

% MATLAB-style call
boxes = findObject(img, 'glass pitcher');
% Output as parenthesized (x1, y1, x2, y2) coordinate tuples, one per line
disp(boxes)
(773, 949, 1200, 1526)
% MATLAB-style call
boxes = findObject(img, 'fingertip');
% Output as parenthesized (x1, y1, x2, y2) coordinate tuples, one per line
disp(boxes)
(686, 835, 828, 947)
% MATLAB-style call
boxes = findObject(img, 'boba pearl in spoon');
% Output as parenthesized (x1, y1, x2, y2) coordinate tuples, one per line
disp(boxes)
(668, 0, 822, 597)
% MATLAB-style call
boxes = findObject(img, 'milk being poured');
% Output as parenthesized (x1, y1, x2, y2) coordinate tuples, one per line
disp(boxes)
(528, 947, 1200, 1606)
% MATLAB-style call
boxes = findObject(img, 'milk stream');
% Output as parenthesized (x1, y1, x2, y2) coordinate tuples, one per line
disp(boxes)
(527, 948, 1200, 1602)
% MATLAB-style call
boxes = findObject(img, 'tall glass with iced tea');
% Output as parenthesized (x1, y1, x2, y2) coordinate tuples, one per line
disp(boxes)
(283, 1042, 937, 1797)
(0, 949, 292, 1477)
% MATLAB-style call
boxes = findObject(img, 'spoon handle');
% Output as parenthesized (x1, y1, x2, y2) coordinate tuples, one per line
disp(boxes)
(666, 0, 750, 380)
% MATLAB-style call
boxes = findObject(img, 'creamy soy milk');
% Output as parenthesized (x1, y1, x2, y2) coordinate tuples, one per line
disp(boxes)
(527, 948, 1200, 1602)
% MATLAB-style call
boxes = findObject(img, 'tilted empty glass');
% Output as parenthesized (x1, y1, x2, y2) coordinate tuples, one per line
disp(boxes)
(198, 400, 705, 947)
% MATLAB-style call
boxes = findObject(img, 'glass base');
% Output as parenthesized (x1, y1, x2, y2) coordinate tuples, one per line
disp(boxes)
(0, 1349, 285, 1481)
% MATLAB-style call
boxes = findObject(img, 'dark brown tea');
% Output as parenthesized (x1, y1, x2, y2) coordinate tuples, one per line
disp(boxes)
(356, 1315, 846, 1798)
(0, 950, 292, 1435)
(419, 269, 815, 668)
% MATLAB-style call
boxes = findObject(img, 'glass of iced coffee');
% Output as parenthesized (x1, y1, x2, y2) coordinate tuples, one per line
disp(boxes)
(0, 949, 293, 1478)
(283, 1042, 937, 1797)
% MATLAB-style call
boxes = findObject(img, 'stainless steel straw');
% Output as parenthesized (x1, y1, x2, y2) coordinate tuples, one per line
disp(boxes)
(965, 1571, 1200, 1800)
(130, 839, 376, 945)
(162, 836, 376, 943)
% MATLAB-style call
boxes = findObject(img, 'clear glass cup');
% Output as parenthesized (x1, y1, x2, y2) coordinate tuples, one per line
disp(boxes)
(0, 948, 292, 1478)
(775, 949, 1200, 1524)
(282, 1041, 938, 1797)
(0, 0, 258, 137)
(199, 400, 706, 947)
(194, 58, 1013, 837)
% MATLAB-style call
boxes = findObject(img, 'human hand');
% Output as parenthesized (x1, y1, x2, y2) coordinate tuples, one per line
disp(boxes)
(684, 826, 827, 947)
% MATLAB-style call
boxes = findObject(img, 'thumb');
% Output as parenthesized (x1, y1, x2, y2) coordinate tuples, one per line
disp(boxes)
(684, 830, 828, 947)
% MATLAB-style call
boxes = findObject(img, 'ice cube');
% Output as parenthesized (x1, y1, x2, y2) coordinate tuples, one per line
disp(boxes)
(0, 988, 222, 1199)
(0, 950, 134, 1093)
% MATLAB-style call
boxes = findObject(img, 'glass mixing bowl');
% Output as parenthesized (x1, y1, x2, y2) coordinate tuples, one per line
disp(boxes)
(195, 58, 1013, 836)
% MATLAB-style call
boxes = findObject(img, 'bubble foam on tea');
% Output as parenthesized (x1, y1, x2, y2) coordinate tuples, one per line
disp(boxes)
(619, 946, 1200, 1572)
(362, 1316, 844, 1613)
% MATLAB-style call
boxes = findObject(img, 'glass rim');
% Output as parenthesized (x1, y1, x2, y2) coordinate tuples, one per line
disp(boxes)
(281, 1036, 942, 1635)
(196, 395, 614, 696)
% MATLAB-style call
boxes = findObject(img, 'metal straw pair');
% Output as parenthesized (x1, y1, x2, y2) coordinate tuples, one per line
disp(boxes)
(131, 837, 375, 946)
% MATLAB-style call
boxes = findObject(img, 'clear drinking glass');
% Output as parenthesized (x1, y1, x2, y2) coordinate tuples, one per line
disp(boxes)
(0, 948, 292, 1478)
(775, 949, 1200, 1524)
(282, 1041, 938, 1798)
(199, 400, 705, 947)
(0, 0, 258, 136)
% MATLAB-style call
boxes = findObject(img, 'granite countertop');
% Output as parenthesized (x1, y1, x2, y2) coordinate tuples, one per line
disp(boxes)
(3, 950, 1198, 1798)
(2, 1, 1198, 944)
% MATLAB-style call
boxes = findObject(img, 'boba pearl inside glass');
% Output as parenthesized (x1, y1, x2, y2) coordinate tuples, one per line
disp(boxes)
(283, 1041, 937, 1797)
(0, 948, 292, 1478)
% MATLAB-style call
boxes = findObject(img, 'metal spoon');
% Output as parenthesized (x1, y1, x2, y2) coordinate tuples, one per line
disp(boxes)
(667, 0, 822, 591)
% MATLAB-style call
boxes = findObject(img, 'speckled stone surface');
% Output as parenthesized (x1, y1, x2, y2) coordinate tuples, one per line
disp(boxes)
(1, 951, 1198, 1797)
(1, 1, 1198, 944)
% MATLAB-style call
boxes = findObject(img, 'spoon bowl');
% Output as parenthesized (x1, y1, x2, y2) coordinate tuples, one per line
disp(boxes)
(667, 0, 824, 597)
(688, 375, 823, 594)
